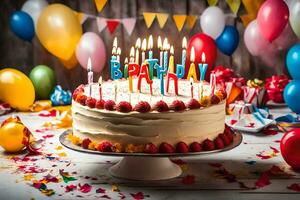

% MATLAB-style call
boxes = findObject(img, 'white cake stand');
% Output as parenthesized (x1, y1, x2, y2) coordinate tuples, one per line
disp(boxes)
(60, 131, 242, 181)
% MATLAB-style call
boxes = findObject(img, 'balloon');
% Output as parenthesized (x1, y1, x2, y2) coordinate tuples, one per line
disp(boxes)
(280, 128, 300, 169)
(284, 80, 300, 114)
(216, 25, 239, 56)
(0, 68, 35, 111)
(286, 44, 300, 80)
(274, 23, 298, 50)
(185, 33, 217, 80)
(244, 20, 274, 56)
(289, 0, 300, 39)
(29, 65, 56, 99)
(200, 6, 225, 39)
(257, 0, 289, 42)
(9, 11, 35, 41)
(60, 53, 78, 70)
(36, 4, 82, 60)
(76, 32, 107, 73)
(21, 0, 48, 28)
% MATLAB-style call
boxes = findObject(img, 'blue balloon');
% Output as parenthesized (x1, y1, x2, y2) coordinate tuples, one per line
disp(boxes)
(216, 25, 239, 56)
(287, 44, 300, 80)
(9, 11, 35, 41)
(284, 80, 300, 114)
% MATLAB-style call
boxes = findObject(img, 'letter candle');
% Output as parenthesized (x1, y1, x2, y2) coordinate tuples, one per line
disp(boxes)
(210, 72, 216, 96)
(98, 76, 102, 100)
(155, 63, 166, 95)
(147, 59, 158, 80)
(163, 38, 169, 71)
(141, 38, 147, 63)
(168, 46, 175, 73)
(182, 37, 187, 66)
(116, 47, 121, 62)
(198, 52, 208, 100)
(158, 36, 163, 66)
(190, 77, 194, 99)
(124, 57, 128, 79)
(135, 38, 141, 64)
(187, 47, 197, 81)
(128, 47, 135, 92)
(148, 35, 153, 59)
(87, 57, 93, 97)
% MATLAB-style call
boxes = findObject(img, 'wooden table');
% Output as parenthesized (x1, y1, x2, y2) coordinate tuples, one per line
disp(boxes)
(0, 106, 300, 200)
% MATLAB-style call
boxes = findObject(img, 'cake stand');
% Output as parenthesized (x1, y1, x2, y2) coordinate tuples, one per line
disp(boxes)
(60, 130, 242, 181)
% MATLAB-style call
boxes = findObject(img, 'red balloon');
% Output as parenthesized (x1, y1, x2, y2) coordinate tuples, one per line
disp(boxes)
(280, 128, 300, 169)
(257, 0, 289, 42)
(185, 33, 217, 80)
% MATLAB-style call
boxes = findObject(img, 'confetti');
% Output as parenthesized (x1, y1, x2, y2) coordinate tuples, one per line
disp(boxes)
(131, 192, 149, 200)
(262, 129, 278, 135)
(59, 169, 77, 183)
(23, 174, 34, 181)
(255, 172, 270, 188)
(42, 134, 54, 139)
(57, 152, 67, 157)
(287, 183, 300, 192)
(181, 175, 196, 185)
(38, 110, 58, 117)
(111, 183, 119, 192)
(96, 187, 106, 193)
(100, 195, 111, 199)
(78, 183, 92, 193)
(65, 185, 77, 192)
(55, 146, 63, 150)
(32, 182, 55, 196)
(256, 146, 280, 160)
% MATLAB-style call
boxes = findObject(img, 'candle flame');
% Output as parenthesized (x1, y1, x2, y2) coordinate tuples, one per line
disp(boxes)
(182, 37, 187, 49)
(163, 38, 168, 50)
(130, 46, 135, 57)
(112, 46, 117, 55)
(158, 36, 162, 50)
(190, 47, 195, 62)
(113, 37, 118, 48)
(201, 52, 206, 62)
(125, 57, 128, 63)
(135, 38, 141, 48)
(117, 47, 121, 55)
(98, 76, 102, 84)
(148, 35, 153, 49)
(142, 38, 147, 51)
(87, 57, 92, 71)
(170, 46, 174, 54)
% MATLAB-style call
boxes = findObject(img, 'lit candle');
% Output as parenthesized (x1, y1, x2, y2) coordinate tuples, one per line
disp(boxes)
(141, 38, 147, 63)
(128, 63, 140, 93)
(129, 46, 135, 63)
(199, 52, 208, 81)
(210, 72, 216, 96)
(147, 59, 158, 80)
(111, 46, 117, 59)
(87, 57, 93, 97)
(182, 37, 187, 66)
(116, 47, 121, 62)
(158, 36, 163, 66)
(98, 76, 102, 100)
(111, 47, 122, 80)
(148, 35, 153, 59)
(163, 38, 169, 71)
(124, 57, 129, 79)
(113, 37, 118, 48)
(187, 46, 197, 81)
(135, 38, 141, 64)
(190, 77, 194, 99)
(168, 46, 174, 73)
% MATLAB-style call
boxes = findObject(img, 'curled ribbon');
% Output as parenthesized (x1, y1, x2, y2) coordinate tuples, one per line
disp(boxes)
(265, 74, 290, 103)
(50, 85, 72, 106)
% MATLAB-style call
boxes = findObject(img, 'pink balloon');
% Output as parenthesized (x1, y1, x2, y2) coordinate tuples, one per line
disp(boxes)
(257, 0, 289, 42)
(76, 32, 106, 73)
(244, 20, 275, 56)
(274, 23, 298, 50)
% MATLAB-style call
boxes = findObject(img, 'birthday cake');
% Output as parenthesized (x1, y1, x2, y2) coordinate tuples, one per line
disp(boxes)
(69, 36, 235, 154)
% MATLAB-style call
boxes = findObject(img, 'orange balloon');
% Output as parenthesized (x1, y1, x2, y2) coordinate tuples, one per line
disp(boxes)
(36, 4, 82, 60)
(60, 53, 78, 70)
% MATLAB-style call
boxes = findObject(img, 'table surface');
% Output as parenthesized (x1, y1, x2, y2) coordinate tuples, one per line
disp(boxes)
(1, 105, 300, 200)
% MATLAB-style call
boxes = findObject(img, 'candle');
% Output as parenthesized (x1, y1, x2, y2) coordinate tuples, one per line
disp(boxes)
(113, 37, 118, 48)
(210, 73, 216, 96)
(129, 46, 135, 63)
(87, 57, 93, 97)
(128, 63, 140, 93)
(98, 76, 102, 100)
(158, 36, 163, 66)
(111, 46, 117, 59)
(166, 72, 179, 96)
(187, 46, 197, 81)
(147, 59, 158, 80)
(141, 38, 147, 63)
(116, 47, 121, 62)
(155, 63, 166, 95)
(168, 46, 174, 73)
(111, 51, 122, 80)
(199, 52, 208, 81)
(182, 37, 187, 66)
(135, 38, 141, 64)
(190, 77, 194, 99)
(163, 38, 169, 71)
(137, 63, 153, 95)
(124, 57, 129, 79)
(148, 35, 153, 59)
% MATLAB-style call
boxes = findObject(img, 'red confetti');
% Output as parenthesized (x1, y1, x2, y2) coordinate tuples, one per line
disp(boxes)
(256, 146, 279, 160)
(38, 110, 57, 117)
(230, 120, 237, 125)
(119, 192, 126, 199)
(130, 192, 149, 200)
(287, 183, 300, 192)
(65, 185, 77, 192)
(78, 183, 92, 193)
(262, 129, 278, 135)
(270, 146, 279, 153)
(245, 123, 255, 128)
(181, 175, 196, 185)
(255, 172, 270, 188)
(100, 195, 111, 199)
(42, 134, 54, 139)
(96, 187, 106, 193)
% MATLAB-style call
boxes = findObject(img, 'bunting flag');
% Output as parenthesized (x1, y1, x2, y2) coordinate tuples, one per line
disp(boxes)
(122, 18, 136, 35)
(207, 0, 219, 6)
(96, 17, 107, 32)
(106, 20, 120, 34)
(173, 15, 186, 32)
(186, 15, 197, 29)
(240, 0, 264, 27)
(226, 0, 241, 15)
(156, 13, 169, 29)
(74, 12, 88, 24)
(94, 0, 107, 13)
(143, 12, 156, 28)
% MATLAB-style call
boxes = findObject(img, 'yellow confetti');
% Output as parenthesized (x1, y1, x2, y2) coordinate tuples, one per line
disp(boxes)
(57, 152, 67, 157)
(111, 183, 119, 192)
(55, 146, 63, 150)
(24, 174, 34, 181)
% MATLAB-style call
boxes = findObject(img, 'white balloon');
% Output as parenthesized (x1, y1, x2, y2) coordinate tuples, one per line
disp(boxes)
(200, 6, 225, 39)
(21, 0, 48, 28)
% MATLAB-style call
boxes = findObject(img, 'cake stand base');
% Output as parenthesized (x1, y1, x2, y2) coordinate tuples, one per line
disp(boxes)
(109, 157, 182, 180)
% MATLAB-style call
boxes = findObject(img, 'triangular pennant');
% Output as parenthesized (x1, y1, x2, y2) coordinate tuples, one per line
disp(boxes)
(226, 0, 241, 15)
(207, 0, 219, 6)
(96, 17, 107, 32)
(156, 13, 169, 29)
(143, 12, 156, 28)
(94, 0, 107, 13)
(122, 18, 136, 35)
(106, 20, 120, 34)
(186, 15, 197, 29)
(173, 15, 187, 32)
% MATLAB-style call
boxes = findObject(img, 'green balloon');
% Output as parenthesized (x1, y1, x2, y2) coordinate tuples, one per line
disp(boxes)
(290, 1, 300, 39)
(29, 65, 56, 99)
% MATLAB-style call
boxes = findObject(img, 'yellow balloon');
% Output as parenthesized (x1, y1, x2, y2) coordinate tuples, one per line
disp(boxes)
(0, 122, 26, 152)
(59, 52, 78, 70)
(0, 68, 35, 111)
(36, 4, 82, 60)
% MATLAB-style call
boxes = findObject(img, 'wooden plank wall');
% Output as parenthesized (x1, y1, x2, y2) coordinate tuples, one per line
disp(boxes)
(0, 0, 288, 91)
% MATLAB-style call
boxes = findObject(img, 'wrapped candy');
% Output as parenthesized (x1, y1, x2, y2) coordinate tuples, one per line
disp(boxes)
(244, 79, 267, 107)
(50, 85, 72, 106)
(228, 100, 253, 121)
(265, 74, 290, 103)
